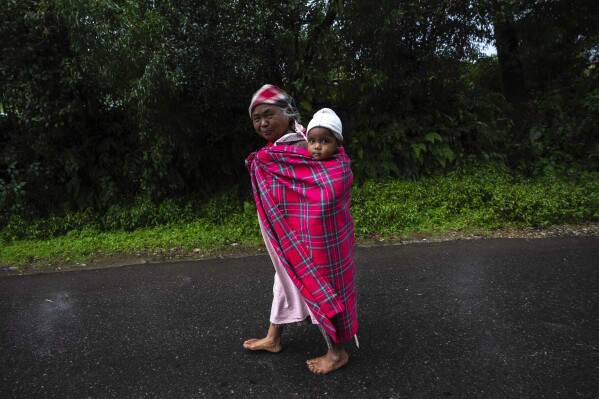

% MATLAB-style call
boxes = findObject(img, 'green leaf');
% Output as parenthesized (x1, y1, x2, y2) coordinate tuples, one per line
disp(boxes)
(412, 143, 426, 161)
(424, 132, 442, 143)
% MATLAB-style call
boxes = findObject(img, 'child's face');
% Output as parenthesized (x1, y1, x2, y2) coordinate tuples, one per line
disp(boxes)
(307, 127, 339, 160)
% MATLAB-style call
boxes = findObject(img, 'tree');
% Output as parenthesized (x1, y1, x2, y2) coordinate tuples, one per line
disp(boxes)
(1, 0, 597, 222)
(328, 0, 500, 178)
(478, 0, 599, 167)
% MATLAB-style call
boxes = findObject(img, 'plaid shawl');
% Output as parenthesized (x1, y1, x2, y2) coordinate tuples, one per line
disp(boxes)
(246, 144, 358, 343)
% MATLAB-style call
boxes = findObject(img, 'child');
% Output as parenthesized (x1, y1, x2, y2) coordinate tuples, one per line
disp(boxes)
(306, 108, 343, 161)
(303, 107, 355, 373)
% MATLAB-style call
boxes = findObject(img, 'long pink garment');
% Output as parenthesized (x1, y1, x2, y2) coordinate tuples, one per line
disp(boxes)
(259, 222, 316, 325)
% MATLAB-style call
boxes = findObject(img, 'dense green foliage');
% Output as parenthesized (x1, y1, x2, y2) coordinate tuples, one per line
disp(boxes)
(1, 0, 598, 225)
(1, 165, 597, 267)
(352, 165, 599, 235)
(0, 190, 253, 242)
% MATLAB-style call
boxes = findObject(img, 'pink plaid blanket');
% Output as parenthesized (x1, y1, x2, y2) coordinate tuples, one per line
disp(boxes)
(246, 144, 358, 343)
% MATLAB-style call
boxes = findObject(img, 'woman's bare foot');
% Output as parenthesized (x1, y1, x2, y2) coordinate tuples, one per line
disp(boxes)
(243, 324, 283, 353)
(306, 345, 349, 374)
(243, 337, 283, 353)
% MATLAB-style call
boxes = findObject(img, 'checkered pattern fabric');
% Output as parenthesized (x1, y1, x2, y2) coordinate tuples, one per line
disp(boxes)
(249, 84, 293, 116)
(246, 144, 358, 343)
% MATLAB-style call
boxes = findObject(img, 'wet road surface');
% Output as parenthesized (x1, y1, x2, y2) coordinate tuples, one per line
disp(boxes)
(1, 237, 598, 398)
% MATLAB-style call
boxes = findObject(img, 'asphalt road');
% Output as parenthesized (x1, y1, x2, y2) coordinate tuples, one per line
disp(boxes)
(1, 237, 598, 399)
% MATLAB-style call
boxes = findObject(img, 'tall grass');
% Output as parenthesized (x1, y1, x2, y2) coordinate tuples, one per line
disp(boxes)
(351, 164, 599, 236)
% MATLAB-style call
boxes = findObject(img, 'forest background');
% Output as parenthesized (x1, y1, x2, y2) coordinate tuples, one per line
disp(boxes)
(1, 0, 598, 268)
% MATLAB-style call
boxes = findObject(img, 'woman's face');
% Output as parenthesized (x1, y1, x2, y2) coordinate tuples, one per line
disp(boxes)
(251, 104, 291, 143)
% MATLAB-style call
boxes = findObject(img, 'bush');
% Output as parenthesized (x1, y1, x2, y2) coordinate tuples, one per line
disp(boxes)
(351, 163, 599, 237)
(0, 189, 249, 242)
(1, 163, 597, 245)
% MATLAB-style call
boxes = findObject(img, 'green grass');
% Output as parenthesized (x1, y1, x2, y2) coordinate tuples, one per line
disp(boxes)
(1, 164, 598, 269)
(351, 164, 599, 236)
(0, 218, 264, 268)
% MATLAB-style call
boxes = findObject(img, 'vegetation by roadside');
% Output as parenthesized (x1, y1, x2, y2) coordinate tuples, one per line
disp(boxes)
(1, 164, 598, 274)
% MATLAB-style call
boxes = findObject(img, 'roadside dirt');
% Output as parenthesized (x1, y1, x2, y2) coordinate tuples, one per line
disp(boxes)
(3, 222, 598, 276)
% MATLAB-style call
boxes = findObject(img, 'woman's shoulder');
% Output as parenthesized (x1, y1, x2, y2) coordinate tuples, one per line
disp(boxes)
(291, 140, 308, 150)
(262, 141, 311, 160)
(275, 132, 307, 147)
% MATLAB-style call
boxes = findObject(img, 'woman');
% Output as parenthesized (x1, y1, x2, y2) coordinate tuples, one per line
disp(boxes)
(243, 84, 358, 374)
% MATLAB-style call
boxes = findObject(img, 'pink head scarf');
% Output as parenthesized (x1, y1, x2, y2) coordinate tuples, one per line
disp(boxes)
(249, 84, 294, 116)
(249, 84, 305, 134)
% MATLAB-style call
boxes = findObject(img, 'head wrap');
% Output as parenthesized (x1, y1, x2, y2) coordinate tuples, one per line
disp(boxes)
(249, 84, 294, 116)
(249, 84, 305, 134)
(306, 108, 343, 142)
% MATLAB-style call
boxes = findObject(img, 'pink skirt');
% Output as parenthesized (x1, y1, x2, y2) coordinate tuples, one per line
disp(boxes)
(259, 221, 317, 325)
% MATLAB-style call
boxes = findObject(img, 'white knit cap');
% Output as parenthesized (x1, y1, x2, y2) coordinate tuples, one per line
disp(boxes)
(306, 108, 343, 141)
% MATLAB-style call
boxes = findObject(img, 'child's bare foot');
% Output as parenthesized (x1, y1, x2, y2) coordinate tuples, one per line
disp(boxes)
(306, 348, 349, 374)
(243, 337, 283, 353)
